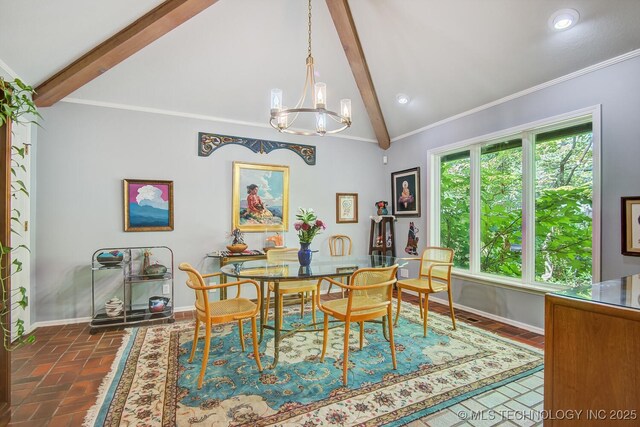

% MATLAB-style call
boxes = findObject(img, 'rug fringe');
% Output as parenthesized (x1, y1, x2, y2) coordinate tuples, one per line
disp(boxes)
(82, 329, 133, 427)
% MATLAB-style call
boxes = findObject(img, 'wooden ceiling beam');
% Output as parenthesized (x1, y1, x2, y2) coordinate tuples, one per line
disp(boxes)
(325, 0, 390, 149)
(34, 0, 219, 107)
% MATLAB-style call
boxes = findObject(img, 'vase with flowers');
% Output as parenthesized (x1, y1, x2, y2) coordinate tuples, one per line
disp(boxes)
(294, 208, 326, 266)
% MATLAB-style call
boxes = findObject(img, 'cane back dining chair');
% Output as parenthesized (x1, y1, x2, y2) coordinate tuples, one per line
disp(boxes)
(394, 247, 455, 336)
(265, 248, 317, 329)
(179, 263, 262, 389)
(328, 234, 352, 296)
(317, 264, 398, 386)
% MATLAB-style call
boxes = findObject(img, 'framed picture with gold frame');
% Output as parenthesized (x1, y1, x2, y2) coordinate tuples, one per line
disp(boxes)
(621, 196, 640, 256)
(123, 179, 174, 232)
(336, 193, 358, 223)
(232, 162, 289, 232)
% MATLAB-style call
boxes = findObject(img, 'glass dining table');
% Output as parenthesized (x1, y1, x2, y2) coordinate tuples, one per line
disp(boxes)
(221, 254, 404, 369)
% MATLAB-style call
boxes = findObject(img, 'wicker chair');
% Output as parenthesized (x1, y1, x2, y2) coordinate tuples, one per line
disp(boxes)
(264, 248, 317, 329)
(328, 234, 352, 296)
(329, 234, 352, 257)
(179, 263, 262, 389)
(394, 247, 455, 336)
(317, 264, 398, 385)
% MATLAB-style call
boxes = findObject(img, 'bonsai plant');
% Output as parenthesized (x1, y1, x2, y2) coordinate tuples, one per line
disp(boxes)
(0, 77, 40, 349)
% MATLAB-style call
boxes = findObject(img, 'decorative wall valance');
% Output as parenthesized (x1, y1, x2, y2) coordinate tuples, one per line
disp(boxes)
(198, 132, 316, 165)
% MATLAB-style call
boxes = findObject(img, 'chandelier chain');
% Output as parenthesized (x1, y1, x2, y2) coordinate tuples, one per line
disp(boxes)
(307, 0, 312, 57)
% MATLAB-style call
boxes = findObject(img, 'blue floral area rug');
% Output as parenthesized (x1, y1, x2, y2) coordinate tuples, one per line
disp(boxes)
(84, 303, 543, 426)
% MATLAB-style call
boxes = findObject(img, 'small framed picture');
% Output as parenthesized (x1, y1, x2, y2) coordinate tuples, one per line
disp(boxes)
(336, 193, 358, 223)
(391, 167, 420, 217)
(123, 179, 174, 232)
(621, 196, 640, 256)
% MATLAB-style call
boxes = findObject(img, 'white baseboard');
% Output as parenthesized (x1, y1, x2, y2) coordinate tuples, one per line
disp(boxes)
(430, 296, 544, 335)
(31, 316, 93, 330)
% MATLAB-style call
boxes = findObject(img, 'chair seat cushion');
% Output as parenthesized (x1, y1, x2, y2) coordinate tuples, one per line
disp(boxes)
(397, 277, 448, 293)
(322, 296, 387, 318)
(208, 298, 256, 318)
(268, 280, 316, 294)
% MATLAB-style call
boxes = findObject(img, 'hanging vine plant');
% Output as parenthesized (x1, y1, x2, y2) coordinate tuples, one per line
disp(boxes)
(0, 77, 40, 349)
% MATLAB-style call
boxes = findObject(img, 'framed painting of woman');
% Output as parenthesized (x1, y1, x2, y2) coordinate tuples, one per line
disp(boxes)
(232, 162, 289, 232)
(391, 167, 421, 217)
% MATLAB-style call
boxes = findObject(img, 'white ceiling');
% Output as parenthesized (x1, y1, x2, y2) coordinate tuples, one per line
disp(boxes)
(1, 0, 640, 143)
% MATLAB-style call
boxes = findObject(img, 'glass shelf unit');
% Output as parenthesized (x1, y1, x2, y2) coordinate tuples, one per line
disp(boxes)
(89, 246, 174, 334)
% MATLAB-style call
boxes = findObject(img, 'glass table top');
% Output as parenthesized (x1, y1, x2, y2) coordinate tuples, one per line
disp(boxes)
(220, 255, 406, 280)
(552, 273, 640, 310)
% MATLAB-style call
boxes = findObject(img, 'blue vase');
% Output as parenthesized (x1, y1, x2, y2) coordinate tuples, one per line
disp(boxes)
(298, 242, 312, 266)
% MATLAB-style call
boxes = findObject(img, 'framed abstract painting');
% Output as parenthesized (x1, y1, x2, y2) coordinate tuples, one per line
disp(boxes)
(232, 162, 289, 232)
(123, 179, 174, 232)
(391, 167, 421, 217)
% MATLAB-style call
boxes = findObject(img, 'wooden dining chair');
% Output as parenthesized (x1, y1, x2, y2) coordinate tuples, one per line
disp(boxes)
(328, 234, 352, 296)
(265, 248, 317, 329)
(329, 234, 352, 257)
(316, 264, 398, 386)
(394, 247, 455, 336)
(179, 263, 262, 389)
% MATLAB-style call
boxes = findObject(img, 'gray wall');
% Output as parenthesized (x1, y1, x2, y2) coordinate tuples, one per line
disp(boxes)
(34, 103, 385, 322)
(386, 54, 640, 329)
(32, 54, 640, 328)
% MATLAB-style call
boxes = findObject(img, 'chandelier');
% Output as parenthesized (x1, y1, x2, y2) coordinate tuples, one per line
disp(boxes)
(270, 0, 352, 136)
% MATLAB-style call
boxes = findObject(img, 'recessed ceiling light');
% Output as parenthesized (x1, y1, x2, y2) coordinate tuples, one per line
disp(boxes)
(396, 93, 410, 104)
(549, 9, 579, 31)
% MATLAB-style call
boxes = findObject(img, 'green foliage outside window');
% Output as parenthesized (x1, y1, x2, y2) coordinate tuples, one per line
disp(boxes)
(439, 126, 593, 287)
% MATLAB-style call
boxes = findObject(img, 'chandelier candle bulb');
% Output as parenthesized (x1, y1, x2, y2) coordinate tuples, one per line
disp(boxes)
(316, 113, 326, 135)
(314, 82, 326, 109)
(277, 106, 288, 129)
(270, 88, 282, 112)
(341, 99, 352, 121)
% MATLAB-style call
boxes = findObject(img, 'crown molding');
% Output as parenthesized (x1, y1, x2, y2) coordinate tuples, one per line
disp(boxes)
(61, 97, 377, 144)
(0, 58, 19, 80)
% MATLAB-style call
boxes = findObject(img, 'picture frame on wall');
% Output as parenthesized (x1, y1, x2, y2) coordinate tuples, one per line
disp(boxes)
(232, 162, 289, 232)
(391, 167, 421, 217)
(621, 196, 640, 256)
(123, 179, 174, 232)
(336, 193, 358, 223)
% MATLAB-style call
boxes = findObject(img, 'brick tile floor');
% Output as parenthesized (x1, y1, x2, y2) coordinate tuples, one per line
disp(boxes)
(7, 299, 543, 426)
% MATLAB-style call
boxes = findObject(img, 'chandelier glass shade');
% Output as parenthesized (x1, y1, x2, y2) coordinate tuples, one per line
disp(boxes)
(269, 0, 352, 136)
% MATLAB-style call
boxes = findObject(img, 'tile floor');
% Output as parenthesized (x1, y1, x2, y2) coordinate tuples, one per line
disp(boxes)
(7, 298, 544, 426)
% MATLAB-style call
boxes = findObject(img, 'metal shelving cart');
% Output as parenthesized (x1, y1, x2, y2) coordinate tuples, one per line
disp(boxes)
(90, 246, 174, 334)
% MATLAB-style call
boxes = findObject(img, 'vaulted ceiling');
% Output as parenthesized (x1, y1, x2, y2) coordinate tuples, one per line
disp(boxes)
(1, 0, 640, 146)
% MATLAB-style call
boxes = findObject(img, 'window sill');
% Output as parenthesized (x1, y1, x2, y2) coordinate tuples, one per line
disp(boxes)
(451, 270, 566, 295)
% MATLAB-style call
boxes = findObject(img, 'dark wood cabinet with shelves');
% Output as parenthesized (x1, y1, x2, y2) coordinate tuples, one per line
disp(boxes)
(368, 216, 396, 257)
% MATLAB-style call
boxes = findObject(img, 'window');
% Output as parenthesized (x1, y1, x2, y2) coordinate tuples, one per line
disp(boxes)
(534, 124, 593, 286)
(433, 112, 598, 289)
(440, 151, 470, 269)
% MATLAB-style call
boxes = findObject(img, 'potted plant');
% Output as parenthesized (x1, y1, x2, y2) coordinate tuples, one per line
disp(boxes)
(0, 77, 40, 349)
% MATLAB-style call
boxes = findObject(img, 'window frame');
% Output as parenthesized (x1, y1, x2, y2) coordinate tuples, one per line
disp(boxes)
(427, 106, 601, 292)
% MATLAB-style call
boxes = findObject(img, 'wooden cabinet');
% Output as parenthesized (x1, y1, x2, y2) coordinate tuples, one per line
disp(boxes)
(544, 292, 640, 426)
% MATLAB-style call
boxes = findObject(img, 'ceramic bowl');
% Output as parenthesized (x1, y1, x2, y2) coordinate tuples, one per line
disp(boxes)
(148, 296, 170, 313)
(97, 251, 124, 267)
(226, 244, 248, 253)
